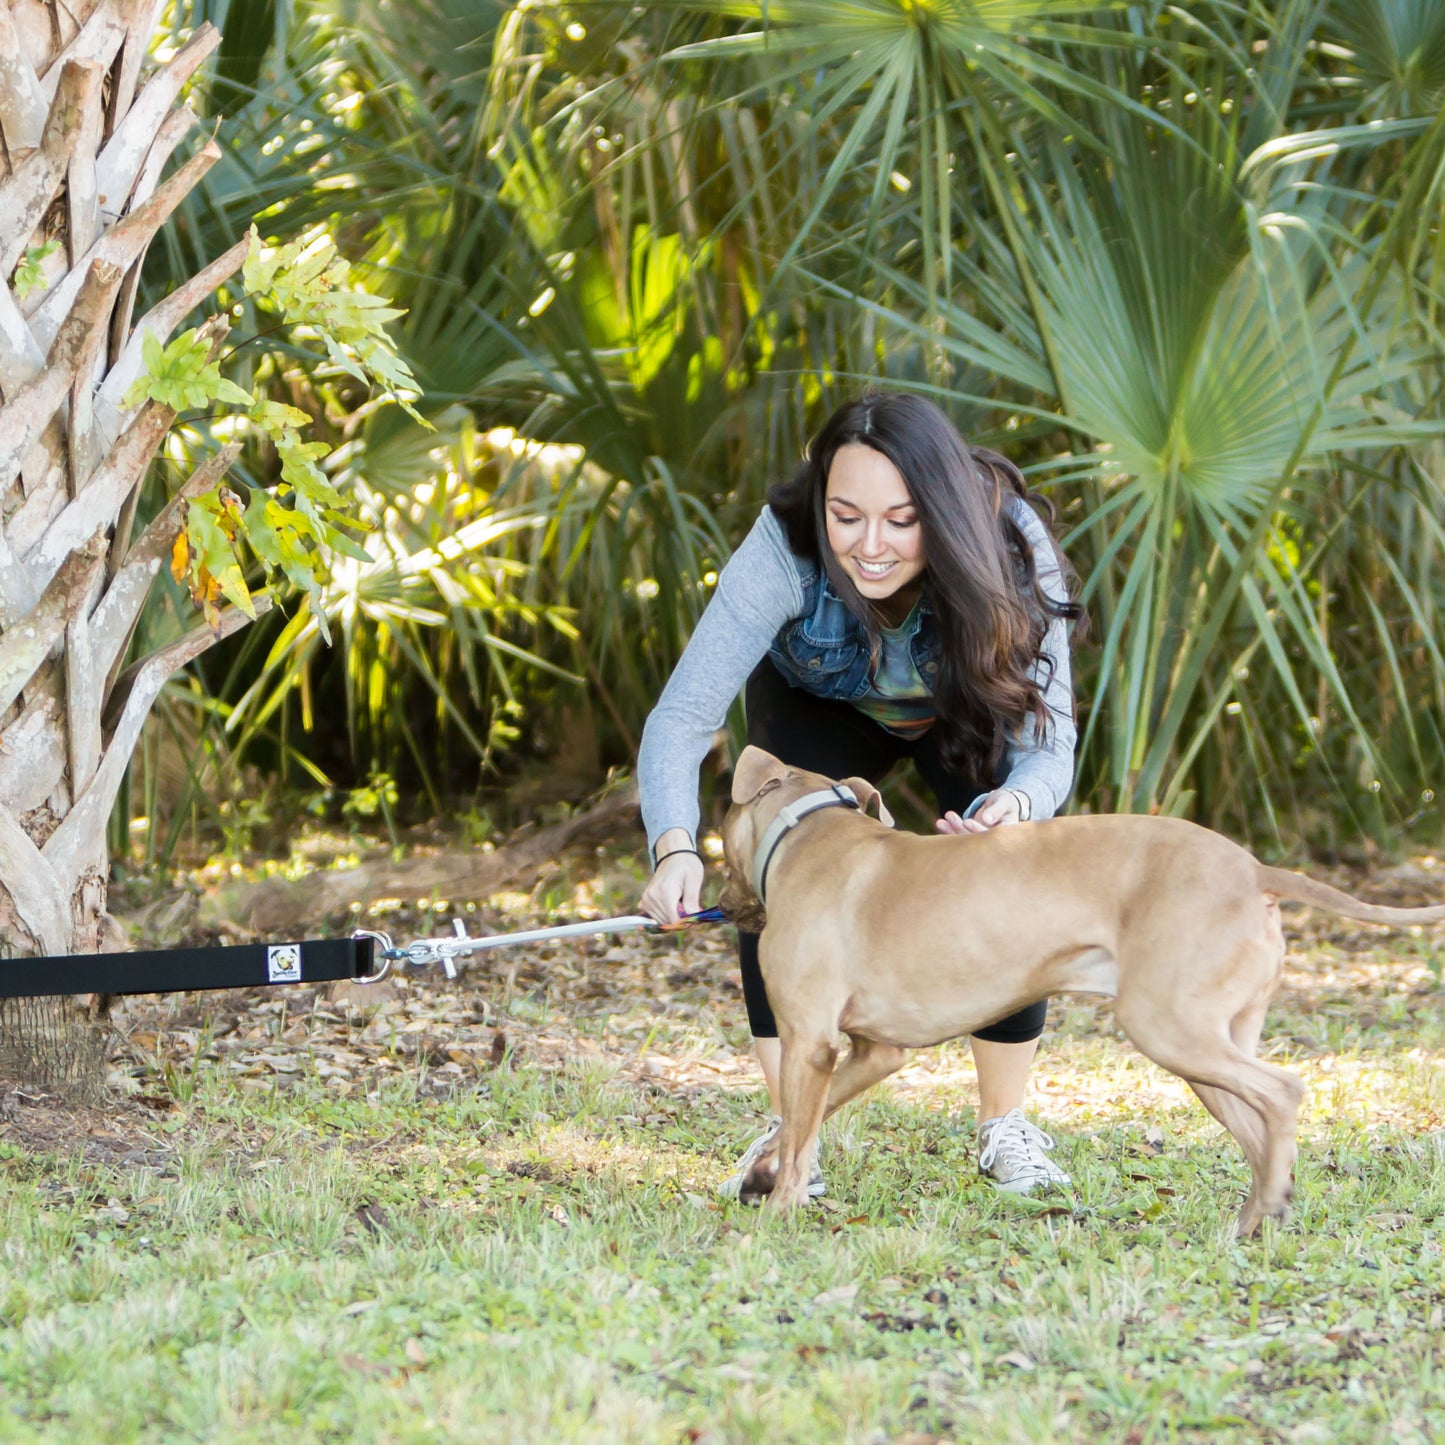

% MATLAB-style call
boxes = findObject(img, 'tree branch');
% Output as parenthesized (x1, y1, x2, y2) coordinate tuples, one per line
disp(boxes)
(26, 137, 221, 354)
(0, 529, 33, 629)
(0, 59, 104, 277)
(36, 0, 126, 110)
(0, 274, 45, 395)
(0, 806, 70, 956)
(19, 313, 239, 572)
(20, 395, 173, 593)
(65, 590, 102, 797)
(96, 22, 219, 213)
(110, 0, 169, 126)
(64, 52, 107, 272)
(0, 692, 63, 815)
(0, 259, 122, 493)
(91, 442, 242, 691)
(100, 104, 197, 382)
(0, 534, 107, 722)
(0, 3, 49, 154)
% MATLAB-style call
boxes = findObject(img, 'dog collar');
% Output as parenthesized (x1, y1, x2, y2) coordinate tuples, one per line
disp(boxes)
(751, 785, 861, 904)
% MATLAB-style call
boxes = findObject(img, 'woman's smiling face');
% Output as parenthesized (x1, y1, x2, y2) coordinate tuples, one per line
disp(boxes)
(824, 443, 927, 605)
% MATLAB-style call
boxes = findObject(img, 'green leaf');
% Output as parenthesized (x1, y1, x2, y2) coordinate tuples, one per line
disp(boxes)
(11, 241, 59, 301)
(276, 433, 345, 514)
(122, 328, 254, 414)
(123, 328, 210, 410)
(323, 527, 372, 563)
(214, 377, 256, 407)
(245, 493, 320, 589)
(244, 227, 432, 429)
(248, 399, 313, 434)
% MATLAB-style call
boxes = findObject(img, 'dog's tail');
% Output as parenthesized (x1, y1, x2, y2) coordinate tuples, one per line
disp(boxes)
(1257, 866, 1445, 925)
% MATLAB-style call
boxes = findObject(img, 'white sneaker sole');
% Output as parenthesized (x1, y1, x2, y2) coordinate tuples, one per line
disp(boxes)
(981, 1170, 1071, 1196)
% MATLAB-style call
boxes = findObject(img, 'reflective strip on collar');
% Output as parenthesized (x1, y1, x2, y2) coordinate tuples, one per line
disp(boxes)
(751, 785, 860, 903)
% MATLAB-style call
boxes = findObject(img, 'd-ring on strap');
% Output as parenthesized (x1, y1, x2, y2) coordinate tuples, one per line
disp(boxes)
(751, 785, 861, 904)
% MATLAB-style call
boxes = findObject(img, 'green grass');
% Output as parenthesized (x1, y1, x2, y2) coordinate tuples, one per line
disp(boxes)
(2, 879, 1444, 1443)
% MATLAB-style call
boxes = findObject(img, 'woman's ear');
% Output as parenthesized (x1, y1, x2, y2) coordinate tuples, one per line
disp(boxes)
(840, 777, 894, 828)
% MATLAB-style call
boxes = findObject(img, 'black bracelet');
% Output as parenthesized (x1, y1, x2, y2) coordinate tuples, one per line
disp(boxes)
(655, 847, 702, 866)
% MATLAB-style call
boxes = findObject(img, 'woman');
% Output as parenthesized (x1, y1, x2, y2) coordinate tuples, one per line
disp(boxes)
(637, 392, 1083, 1198)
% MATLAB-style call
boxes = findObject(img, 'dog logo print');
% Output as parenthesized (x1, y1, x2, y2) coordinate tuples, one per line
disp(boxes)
(267, 944, 302, 984)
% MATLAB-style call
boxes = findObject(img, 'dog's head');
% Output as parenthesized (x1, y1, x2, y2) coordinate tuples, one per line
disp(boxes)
(718, 745, 894, 929)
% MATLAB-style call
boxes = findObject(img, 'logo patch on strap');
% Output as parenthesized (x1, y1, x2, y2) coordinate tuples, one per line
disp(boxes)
(267, 944, 302, 983)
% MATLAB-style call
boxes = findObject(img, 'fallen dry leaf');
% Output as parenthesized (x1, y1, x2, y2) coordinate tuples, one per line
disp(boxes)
(339, 1353, 393, 1379)
(354, 1203, 390, 1235)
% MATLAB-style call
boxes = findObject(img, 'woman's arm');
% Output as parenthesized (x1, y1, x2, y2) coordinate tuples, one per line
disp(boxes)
(636, 509, 805, 921)
(995, 501, 1077, 821)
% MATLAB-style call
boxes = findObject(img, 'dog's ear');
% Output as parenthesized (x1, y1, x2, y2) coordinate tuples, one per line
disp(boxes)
(732, 745, 788, 804)
(840, 776, 894, 828)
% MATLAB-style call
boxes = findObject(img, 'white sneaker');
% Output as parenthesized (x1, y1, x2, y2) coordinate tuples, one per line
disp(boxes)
(716, 1115, 826, 1201)
(978, 1109, 1071, 1195)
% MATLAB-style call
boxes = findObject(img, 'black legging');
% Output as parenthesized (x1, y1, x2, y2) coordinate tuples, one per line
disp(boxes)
(738, 659, 1048, 1045)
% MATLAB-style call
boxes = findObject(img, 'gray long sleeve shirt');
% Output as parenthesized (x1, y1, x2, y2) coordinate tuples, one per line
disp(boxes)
(638, 499, 1077, 853)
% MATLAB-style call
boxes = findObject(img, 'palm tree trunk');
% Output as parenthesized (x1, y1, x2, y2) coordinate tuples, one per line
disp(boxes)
(0, 0, 251, 1096)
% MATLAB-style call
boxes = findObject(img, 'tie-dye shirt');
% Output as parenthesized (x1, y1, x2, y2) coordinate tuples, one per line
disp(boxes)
(851, 601, 936, 738)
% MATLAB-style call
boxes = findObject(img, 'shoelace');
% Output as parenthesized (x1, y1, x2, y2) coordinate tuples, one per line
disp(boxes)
(978, 1110, 1056, 1171)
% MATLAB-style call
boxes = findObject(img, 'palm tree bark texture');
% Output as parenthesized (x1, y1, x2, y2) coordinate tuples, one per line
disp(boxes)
(0, 0, 255, 1092)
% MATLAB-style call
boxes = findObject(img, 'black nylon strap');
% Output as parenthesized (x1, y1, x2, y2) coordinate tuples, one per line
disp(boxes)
(0, 936, 373, 1000)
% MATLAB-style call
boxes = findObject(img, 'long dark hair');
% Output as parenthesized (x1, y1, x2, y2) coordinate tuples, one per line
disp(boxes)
(768, 392, 1084, 782)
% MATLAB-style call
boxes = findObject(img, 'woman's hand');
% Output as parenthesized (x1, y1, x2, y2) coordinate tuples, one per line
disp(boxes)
(935, 788, 1026, 835)
(640, 830, 706, 925)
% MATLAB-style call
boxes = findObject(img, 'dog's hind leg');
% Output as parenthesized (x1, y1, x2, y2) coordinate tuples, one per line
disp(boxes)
(1187, 1080, 1269, 1224)
(1128, 1032, 1301, 1237)
(1213, 1058, 1302, 1238)
(1115, 956, 1302, 1238)
(1220, 990, 1303, 1238)
(1183, 988, 1271, 1205)
(1201, 951, 1303, 1237)
(822, 1036, 907, 1121)
(767, 1029, 838, 1211)
(1188, 987, 1291, 1228)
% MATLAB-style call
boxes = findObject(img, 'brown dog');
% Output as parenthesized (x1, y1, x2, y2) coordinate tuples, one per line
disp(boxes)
(719, 745, 1445, 1236)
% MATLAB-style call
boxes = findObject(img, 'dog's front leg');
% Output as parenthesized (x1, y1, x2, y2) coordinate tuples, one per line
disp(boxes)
(767, 1030, 838, 1210)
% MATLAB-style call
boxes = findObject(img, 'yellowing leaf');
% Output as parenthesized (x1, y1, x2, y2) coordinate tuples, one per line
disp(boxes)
(170, 528, 190, 584)
(188, 494, 255, 622)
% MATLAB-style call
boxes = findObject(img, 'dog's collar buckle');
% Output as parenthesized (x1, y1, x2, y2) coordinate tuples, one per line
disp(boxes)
(751, 784, 862, 904)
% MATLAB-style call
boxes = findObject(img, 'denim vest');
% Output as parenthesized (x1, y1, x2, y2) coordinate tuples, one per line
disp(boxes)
(768, 556, 942, 703)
